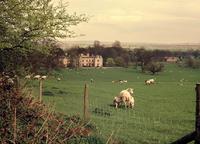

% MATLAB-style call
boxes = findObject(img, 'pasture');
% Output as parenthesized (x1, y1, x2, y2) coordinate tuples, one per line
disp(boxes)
(34, 64, 200, 144)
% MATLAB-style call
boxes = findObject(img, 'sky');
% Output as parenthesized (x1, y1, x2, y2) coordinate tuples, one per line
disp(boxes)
(63, 0, 200, 43)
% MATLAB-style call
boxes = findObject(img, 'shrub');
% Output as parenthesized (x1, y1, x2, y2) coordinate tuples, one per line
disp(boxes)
(0, 74, 102, 143)
(185, 57, 200, 69)
(145, 62, 164, 75)
(106, 58, 116, 67)
(115, 57, 125, 67)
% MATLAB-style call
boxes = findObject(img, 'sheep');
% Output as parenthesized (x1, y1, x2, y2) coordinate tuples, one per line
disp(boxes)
(25, 75, 31, 79)
(34, 75, 41, 80)
(145, 79, 155, 85)
(113, 96, 122, 108)
(33, 75, 47, 80)
(120, 80, 127, 84)
(119, 88, 134, 108)
(57, 77, 61, 81)
(41, 75, 47, 80)
(112, 80, 118, 83)
(127, 96, 134, 108)
(112, 80, 128, 84)
(117, 88, 134, 108)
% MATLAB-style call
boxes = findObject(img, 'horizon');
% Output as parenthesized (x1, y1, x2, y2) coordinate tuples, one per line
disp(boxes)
(58, 40, 200, 50)
(60, 39, 200, 45)
(62, 0, 200, 44)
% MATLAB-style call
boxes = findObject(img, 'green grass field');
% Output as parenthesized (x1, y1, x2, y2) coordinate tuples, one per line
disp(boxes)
(33, 64, 200, 144)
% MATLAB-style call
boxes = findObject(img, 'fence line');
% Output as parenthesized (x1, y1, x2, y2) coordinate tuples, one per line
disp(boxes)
(195, 83, 200, 144)
(171, 83, 200, 144)
(83, 84, 90, 121)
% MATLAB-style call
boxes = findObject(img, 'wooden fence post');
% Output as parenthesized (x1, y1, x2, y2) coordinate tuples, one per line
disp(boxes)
(39, 80, 43, 102)
(195, 83, 200, 144)
(83, 84, 90, 121)
(13, 107, 17, 144)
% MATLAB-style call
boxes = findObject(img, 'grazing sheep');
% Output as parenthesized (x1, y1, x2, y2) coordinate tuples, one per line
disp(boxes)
(57, 77, 61, 81)
(112, 80, 118, 83)
(145, 79, 155, 85)
(120, 80, 127, 83)
(41, 75, 47, 80)
(34, 75, 41, 80)
(113, 96, 122, 108)
(25, 75, 31, 79)
(119, 88, 134, 108)
(127, 96, 134, 108)
(116, 88, 134, 108)
(112, 80, 128, 84)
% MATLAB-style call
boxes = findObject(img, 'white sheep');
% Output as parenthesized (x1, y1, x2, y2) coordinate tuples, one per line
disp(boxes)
(127, 96, 134, 108)
(112, 80, 128, 84)
(25, 75, 31, 79)
(121, 80, 127, 83)
(34, 75, 41, 80)
(41, 75, 47, 80)
(117, 88, 134, 108)
(57, 77, 61, 81)
(145, 79, 155, 85)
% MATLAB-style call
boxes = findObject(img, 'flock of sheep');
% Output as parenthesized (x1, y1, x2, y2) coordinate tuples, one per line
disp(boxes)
(25, 74, 61, 81)
(25, 74, 155, 109)
(112, 78, 155, 109)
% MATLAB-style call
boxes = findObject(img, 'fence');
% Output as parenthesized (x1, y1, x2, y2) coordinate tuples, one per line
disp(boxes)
(171, 83, 200, 144)
(83, 83, 200, 144)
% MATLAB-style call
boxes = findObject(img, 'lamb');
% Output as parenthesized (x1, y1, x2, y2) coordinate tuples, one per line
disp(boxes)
(113, 96, 122, 108)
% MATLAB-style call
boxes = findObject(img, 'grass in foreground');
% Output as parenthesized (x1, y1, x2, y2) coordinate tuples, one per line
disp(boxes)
(32, 64, 200, 144)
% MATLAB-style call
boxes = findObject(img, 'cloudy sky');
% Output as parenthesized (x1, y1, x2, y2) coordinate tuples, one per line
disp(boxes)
(64, 0, 200, 43)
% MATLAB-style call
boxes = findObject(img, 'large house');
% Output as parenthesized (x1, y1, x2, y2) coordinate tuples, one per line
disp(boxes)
(78, 53, 103, 67)
(164, 56, 179, 63)
(59, 53, 103, 67)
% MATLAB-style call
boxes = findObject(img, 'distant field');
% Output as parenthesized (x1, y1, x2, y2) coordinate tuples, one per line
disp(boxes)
(33, 64, 200, 144)
(59, 40, 200, 50)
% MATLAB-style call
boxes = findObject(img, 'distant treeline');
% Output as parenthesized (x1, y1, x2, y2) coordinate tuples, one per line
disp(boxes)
(66, 45, 200, 67)
(1, 42, 200, 75)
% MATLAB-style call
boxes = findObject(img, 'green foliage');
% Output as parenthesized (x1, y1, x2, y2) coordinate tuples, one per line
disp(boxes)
(145, 62, 165, 75)
(114, 56, 125, 67)
(0, 46, 65, 74)
(106, 58, 115, 67)
(0, 74, 103, 143)
(0, 0, 87, 74)
(0, 0, 88, 49)
(185, 57, 200, 69)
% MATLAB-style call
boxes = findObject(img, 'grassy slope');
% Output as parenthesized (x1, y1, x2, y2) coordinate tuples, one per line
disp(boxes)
(38, 64, 200, 144)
